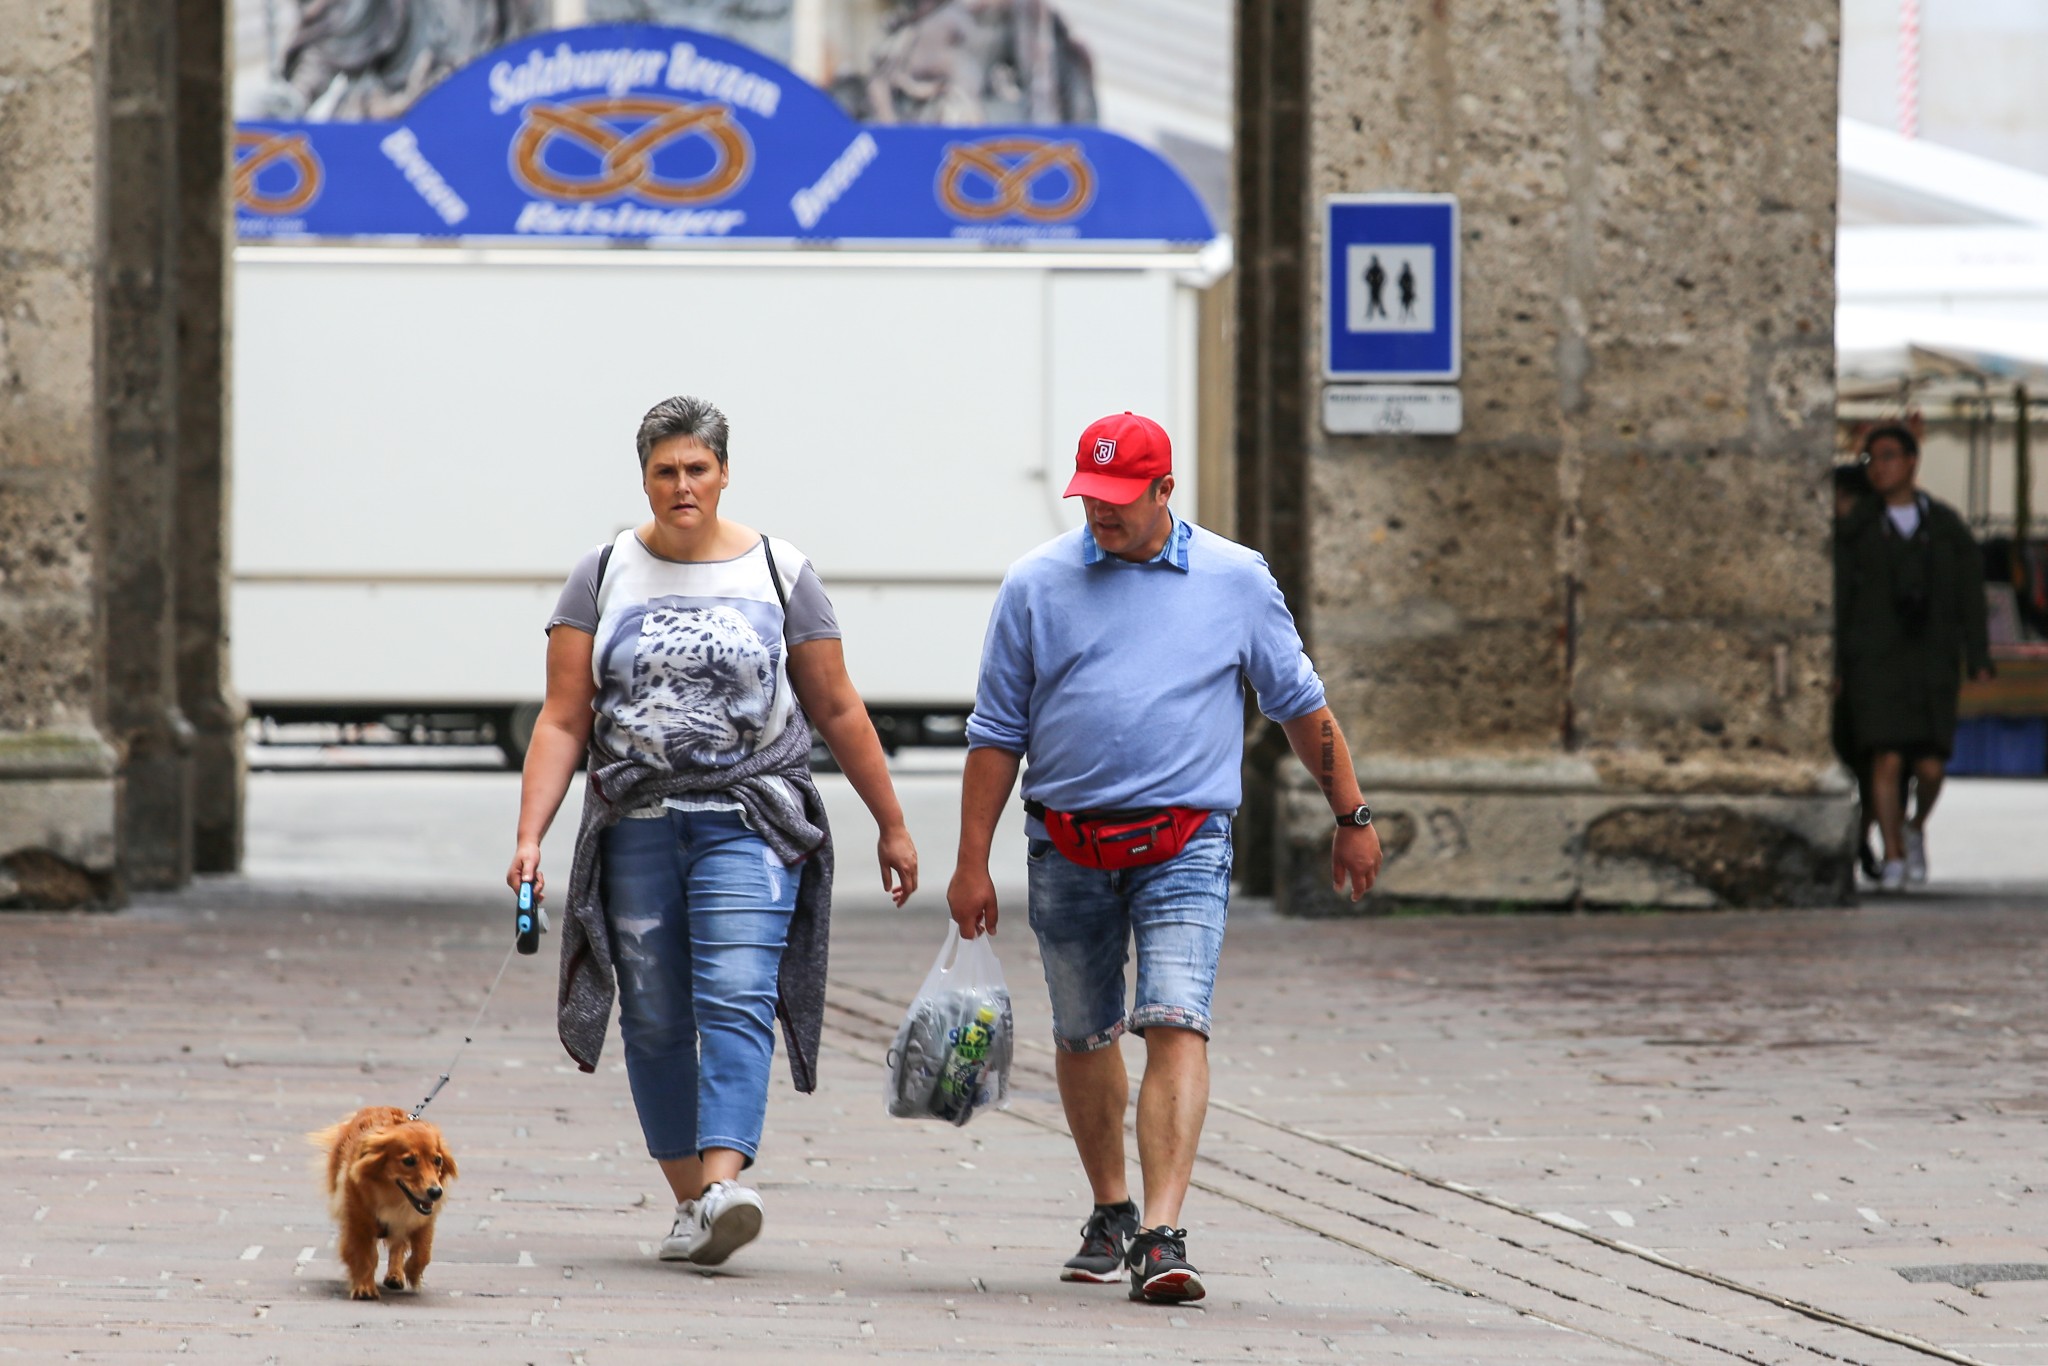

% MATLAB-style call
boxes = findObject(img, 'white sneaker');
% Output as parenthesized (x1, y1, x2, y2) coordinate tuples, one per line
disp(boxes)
(658, 1198, 699, 1261)
(1904, 828, 1928, 884)
(1880, 859, 1907, 891)
(660, 1181, 763, 1266)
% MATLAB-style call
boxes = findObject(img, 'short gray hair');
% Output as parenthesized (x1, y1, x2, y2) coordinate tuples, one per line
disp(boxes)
(636, 395, 730, 469)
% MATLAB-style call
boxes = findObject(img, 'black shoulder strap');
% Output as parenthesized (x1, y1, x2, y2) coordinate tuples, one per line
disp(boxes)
(759, 536, 791, 627)
(594, 537, 789, 634)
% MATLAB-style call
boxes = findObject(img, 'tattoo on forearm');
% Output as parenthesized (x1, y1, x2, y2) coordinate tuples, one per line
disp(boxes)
(1318, 720, 1336, 800)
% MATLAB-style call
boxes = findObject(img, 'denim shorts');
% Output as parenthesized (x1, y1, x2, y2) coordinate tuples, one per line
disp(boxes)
(1024, 812, 1233, 1052)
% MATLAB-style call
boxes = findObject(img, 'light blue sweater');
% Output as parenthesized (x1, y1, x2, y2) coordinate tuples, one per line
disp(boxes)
(965, 516, 1327, 814)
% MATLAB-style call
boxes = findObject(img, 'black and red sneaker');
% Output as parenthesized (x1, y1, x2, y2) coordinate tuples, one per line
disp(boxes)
(1125, 1225, 1206, 1303)
(1061, 1200, 1139, 1283)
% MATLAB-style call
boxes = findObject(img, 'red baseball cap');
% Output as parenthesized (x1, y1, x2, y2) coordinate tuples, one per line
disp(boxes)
(1063, 412, 1173, 502)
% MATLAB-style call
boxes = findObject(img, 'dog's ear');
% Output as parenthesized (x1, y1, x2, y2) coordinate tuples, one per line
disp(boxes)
(437, 1145, 458, 1183)
(348, 1132, 394, 1185)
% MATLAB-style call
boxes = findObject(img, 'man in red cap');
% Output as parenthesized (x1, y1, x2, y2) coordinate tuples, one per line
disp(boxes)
(948, 412, 1382, 1304)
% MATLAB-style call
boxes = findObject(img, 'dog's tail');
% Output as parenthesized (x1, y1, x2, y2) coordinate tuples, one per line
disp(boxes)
(304, 1119, 349, 1150)
(305, 1119, 351, 1192)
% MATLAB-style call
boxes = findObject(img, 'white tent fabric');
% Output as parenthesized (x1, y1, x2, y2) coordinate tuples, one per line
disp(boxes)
(1838, 226, 2048, 314)
(1840, 119, 2048, 228)
(1838, 305, 2048, 386)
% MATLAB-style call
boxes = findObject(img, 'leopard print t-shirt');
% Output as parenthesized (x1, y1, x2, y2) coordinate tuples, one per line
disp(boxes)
(547, 532, 839, 817)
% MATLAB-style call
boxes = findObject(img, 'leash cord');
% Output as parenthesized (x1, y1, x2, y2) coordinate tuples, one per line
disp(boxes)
(409, 938, 521, 1121)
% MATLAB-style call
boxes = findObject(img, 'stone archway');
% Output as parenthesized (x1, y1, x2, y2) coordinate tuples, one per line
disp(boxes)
(1232, 0, 1854, 911)
(0, 0, 241, 907)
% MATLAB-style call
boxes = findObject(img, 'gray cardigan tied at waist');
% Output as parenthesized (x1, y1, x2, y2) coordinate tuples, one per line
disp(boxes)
(556, 711, 833, 1092)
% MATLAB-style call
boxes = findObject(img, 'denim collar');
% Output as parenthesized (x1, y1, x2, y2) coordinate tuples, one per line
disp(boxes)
(1080, 513, 1192, 572)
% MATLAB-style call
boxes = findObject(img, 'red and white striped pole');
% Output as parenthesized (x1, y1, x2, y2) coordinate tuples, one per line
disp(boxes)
(1897, 0, 1921, 139)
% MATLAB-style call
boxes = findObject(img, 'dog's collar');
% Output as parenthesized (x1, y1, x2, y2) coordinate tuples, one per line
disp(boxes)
(394, 1179, 436, 1217)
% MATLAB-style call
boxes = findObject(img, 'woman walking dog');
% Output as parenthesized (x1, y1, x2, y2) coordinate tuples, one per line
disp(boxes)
(508, 396, 917, 1266)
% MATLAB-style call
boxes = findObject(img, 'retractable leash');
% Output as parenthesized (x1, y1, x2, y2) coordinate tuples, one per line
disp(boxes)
(408, 881, 548, 1122)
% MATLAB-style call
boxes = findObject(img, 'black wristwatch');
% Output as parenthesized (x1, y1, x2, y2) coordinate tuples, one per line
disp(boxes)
(1336, 805, 1372, 828)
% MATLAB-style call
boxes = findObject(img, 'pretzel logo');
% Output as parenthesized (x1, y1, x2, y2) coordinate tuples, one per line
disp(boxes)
(511, 96, 752, 205)
(233, 130, 323, 215)
(936, 138, 1095, 223)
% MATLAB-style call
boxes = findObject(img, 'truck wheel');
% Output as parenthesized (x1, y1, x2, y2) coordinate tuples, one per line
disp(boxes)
(501, 702, 543, 765)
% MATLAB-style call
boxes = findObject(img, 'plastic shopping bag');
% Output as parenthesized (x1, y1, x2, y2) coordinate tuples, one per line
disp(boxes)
(885, 926, 1014, 1126)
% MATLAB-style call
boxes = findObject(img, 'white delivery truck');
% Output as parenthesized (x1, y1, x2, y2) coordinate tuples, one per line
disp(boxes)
(231, 242, 1226, 757)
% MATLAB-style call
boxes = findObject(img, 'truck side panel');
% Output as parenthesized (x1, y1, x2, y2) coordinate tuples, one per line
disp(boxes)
(233, 250, 1196, 713)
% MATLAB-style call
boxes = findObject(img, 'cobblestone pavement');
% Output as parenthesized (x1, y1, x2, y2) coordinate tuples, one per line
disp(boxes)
(4, 768, 2047, 1363)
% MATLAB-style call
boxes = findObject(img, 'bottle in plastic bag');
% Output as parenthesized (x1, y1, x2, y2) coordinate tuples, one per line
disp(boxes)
(932, 1004, 998, 1125)
(886, 928, 1014, 1126)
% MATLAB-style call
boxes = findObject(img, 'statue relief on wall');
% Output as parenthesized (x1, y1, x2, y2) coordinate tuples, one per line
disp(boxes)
(831, 0, 1096, 126)
(236, 0, 1093, 129)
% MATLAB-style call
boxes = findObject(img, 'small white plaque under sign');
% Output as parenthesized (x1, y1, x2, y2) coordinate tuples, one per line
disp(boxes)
(1322, 384, 1463, 436)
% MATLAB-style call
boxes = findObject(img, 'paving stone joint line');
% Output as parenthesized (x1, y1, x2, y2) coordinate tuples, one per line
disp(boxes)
(827, 977, 2000, 1366)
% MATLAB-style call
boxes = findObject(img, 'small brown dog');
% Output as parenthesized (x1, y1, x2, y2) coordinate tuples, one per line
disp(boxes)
(308, 1106, 458, 1300)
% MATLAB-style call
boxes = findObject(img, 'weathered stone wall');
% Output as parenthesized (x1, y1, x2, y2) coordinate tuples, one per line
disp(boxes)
(1243, 0, 1852, 910)
(1233, 0, 1313, 894)
(101, 0, 197, 890)
(175, 0, 245, 874)
(0, 0, 237, 907)
(0, 0, 120, 905)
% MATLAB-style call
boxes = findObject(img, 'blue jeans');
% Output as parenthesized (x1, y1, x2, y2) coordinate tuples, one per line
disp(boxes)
(1024, 812, 1233, 1052)
(600, 808, 797, 1164)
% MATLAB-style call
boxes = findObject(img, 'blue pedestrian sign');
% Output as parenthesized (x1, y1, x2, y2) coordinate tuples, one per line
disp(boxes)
(1324, 194, 1459, 381)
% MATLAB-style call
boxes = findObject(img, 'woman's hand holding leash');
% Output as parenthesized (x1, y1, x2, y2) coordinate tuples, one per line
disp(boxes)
(506, 843, 544, 903)
(506, 629, 596, 911)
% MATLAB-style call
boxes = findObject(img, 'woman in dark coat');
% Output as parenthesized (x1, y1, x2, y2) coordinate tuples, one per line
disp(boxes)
(1833, 425, 1992, 889)
(1829, 462, 1884, 881)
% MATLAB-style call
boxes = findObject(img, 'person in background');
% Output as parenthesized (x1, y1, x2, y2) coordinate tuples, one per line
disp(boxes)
(508, 396, 917, 1268)
(1834, 424, 1993, 891)
(1829, 461, 1884, 883)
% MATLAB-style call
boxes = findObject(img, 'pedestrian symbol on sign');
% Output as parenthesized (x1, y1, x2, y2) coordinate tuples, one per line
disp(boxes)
(1347, 244, 1434, 334)
(1325, 194, 1458, 381)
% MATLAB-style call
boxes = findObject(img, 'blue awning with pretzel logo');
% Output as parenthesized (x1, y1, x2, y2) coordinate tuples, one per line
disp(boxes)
(233, 25, 1214, 247)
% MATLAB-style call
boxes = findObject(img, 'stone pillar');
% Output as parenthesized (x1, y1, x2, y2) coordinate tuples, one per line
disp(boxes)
(1231, 0, 1312, 895)
(0, 0, 234, 907)
(99, 0, 195, 890)
(0, 0, 121, 907)
(1248, 0, 1853, 911)
(174, 0, 245, 873)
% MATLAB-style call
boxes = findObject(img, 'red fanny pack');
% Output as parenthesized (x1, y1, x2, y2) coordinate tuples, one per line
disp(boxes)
(1027, 801, 1211, 871)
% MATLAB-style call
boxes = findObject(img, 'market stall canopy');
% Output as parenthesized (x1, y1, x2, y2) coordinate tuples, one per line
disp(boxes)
(232, 24, 1217, 248)
(1839, 305, 2048, 394)
(1841, 119, 2048, 228)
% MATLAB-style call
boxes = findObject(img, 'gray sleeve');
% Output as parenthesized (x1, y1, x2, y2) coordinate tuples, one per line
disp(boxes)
(546, 544, 607, 635)
(785, 561, 841, 645)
